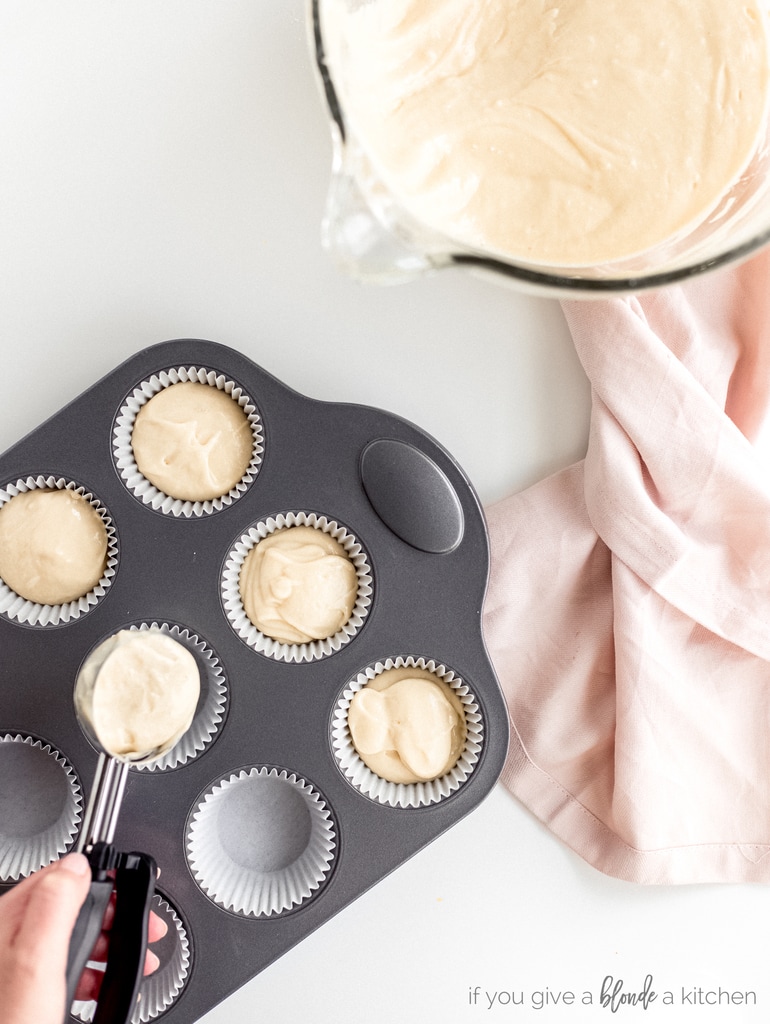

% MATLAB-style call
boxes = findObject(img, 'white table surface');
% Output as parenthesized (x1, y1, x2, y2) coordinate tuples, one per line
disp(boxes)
(1, 4, 767, 1022)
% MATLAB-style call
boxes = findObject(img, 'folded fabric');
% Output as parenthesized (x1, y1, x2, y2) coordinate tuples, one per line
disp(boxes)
(482, 250, 770, 884)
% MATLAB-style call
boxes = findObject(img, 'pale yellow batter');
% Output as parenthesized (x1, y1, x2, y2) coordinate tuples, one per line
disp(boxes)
(0, 489, 108, 605)
(323, 0, 770, 265)
(131, 381, 253, 502)
(239, 525, 358, 645)
(76, 628, 200, 761)
(348, 666, 466, 784)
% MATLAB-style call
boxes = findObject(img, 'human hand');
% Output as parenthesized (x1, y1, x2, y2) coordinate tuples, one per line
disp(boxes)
(0, 853, 167, 1024)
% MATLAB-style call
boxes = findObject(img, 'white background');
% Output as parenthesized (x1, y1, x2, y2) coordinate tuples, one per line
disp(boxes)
(0, 3, 766, 1022)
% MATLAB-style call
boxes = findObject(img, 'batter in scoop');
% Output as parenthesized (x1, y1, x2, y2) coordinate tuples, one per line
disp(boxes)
(76, 628, 200, 761)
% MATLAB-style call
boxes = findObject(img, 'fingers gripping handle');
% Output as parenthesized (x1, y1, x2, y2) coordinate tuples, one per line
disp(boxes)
(64, 875, 113, 1014)
(94, 851, 156, 1024)
(63, 846, 157, 1024)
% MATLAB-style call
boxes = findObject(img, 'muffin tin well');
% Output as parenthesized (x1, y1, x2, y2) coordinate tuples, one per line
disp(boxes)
(0, 338, 509, 1023)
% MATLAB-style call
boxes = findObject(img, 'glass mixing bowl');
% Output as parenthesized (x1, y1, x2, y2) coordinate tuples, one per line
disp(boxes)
(310, 0, 770, 296)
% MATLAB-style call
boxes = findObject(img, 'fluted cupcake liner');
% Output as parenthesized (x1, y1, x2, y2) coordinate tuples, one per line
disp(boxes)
(113, 365, 264, 518)
(0, 476, 117, 628)
(111, 622, 228, 772)
(69, 890, 192, 1024)
(221, 511, 372, 663)
(0, 733, 82, 880)
(186, 766, 336, 918)
(332, 656, 484, 808)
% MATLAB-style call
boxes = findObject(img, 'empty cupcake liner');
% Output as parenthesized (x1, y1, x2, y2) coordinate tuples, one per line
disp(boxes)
(69, 890, 192, 1024)
(221, 511, 373, 663)
(0, 733, 82, 880)
(116, 622, 228, 772)
(0, 476, 118, 628)
(332, 656, 484, 808)
(186, 766, 337, 918)
(113, 365, 264, 518)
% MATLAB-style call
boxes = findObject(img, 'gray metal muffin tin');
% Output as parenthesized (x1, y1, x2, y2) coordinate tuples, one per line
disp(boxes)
(0, 338, 509, 1023)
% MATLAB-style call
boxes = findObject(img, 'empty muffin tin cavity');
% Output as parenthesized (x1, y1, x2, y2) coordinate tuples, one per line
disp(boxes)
(113, 366, 264, 518)
(186, 766, 337, 918)
(71, 891, 192, 1024)
(221, 511, 373, 663)
(0, 476, 117, 627)
(332, 656, 484, 808)
(0, 733, 82, 880)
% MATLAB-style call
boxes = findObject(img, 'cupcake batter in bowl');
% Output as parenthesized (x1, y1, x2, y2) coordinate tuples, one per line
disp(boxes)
(322, 0, 770, 266)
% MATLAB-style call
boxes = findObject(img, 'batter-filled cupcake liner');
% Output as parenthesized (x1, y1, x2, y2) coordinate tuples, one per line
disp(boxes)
(0, 476, 118, 628)
(185, 766, 337, 918)
(120, 622, 228, 772)
(332, 656, 484, 809)
(221, 511, 373, 663)
(113, 365, 264, 518)
(70, 890, 192, 1024)
(0, 733, 82, 881)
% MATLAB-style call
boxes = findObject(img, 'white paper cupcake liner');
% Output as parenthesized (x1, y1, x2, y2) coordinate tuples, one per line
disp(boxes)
(113, 365, 264, 518)
(186, 766, 336, 918)
(123, 622, 228, 772)
(332, 656, 484, 808)
(70, 891, 192, 1024)
(0, 733, 82, 880)
(221, 511, 373, 663)
(0, 476, 118, 627)
(131, 893, 192, 1023)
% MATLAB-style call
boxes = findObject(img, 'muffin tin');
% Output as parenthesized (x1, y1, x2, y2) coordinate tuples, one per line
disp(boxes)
(0, 338, 509, 1023)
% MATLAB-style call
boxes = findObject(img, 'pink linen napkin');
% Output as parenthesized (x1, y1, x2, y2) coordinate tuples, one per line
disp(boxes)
(482, 250, 770, 884)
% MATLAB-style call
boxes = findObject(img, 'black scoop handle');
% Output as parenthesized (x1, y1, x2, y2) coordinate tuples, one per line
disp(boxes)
(64, 845, 157, 1024)
(64, 872, 112, 1013)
